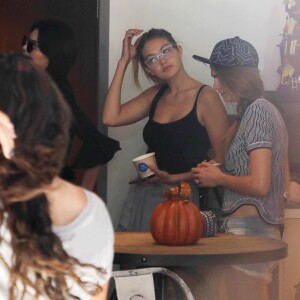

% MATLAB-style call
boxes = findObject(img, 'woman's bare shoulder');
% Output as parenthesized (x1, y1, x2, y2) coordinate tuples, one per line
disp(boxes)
(196, 85, 228, 125)
(49, 179, 87, 226)
(199, 85, 219, 98)
(198, 85, 224, 106)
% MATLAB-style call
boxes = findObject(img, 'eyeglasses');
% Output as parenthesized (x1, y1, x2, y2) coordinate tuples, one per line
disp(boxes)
(144, 44, 177, 67)
(21, 36, 39, 53)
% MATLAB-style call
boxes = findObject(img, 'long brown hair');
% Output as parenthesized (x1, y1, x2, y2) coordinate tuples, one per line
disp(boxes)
(0, 53, 104, 299)
(132, 28, 178, 88)
(213, 66, 264, 153)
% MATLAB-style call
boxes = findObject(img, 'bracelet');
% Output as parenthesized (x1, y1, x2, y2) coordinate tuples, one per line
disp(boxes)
(284, 192, 288, 201)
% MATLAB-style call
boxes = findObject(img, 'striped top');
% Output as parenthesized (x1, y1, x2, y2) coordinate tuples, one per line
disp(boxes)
(223, 98, 288, 224)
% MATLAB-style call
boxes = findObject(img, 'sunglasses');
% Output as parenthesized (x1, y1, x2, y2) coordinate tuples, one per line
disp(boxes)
(21, 36, 39, 53)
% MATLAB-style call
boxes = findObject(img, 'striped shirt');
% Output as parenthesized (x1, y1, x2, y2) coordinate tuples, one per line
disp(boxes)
(223, 98, 288, 224)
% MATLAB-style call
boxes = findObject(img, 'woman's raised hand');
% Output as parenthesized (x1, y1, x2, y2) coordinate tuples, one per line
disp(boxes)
(121, 29, 143, 63)
(0, 111, 17, 159)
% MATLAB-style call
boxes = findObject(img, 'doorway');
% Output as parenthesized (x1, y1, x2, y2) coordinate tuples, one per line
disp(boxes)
(0, 0, 109, 197)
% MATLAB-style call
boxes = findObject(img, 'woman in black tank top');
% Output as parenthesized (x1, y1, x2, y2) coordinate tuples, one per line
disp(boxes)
(102, 28, 229, 231)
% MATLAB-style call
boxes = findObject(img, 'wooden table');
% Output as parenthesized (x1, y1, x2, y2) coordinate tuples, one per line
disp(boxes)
(113, 232, 288, 300)
(114, 232, 288, 267)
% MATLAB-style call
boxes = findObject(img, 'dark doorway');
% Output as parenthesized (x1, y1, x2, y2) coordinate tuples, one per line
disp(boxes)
(0, 0, 99, 124)
(0, 0, 108, 196)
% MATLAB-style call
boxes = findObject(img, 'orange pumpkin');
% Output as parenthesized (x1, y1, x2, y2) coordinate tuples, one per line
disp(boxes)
(150, 182, 204, 246)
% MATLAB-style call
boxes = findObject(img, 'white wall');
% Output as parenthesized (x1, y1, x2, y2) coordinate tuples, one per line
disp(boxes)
(106, 0, 286, 228)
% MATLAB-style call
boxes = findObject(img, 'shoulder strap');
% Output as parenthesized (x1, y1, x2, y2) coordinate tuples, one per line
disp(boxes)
(192, 84, 208, 111)
(195, 85, 208, 103)
(149, 85, 168, 118)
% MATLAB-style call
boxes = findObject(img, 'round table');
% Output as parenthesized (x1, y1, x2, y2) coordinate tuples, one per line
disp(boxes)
(114, 232, 287, 266)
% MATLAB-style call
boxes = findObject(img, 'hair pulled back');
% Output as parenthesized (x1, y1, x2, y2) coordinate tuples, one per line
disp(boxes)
(132, 28, 177, 88)
(30, 19, 77, 77)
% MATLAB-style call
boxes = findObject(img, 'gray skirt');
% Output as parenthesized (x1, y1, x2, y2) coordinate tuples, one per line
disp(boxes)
(117, 181, 200, 232)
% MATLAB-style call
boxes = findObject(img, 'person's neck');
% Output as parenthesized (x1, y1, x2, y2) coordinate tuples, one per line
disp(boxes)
(166, 69, 199, 93)
(44, 177, 65, 200)
(7, 176, 63, 204)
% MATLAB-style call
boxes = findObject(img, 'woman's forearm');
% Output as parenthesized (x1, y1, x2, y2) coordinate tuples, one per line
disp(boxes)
(167, 171, 194, 184)
(217, 172, 270, 197)
(102, 59, 128, 126)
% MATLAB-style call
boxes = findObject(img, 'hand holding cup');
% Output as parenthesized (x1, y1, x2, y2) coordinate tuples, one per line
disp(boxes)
(132, 152, 157, 179)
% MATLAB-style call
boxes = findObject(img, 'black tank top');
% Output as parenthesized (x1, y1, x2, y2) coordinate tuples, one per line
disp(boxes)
(143, 85, 210, 174)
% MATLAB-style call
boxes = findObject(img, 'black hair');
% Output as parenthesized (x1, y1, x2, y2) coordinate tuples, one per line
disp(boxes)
(30, 19, 77, 77)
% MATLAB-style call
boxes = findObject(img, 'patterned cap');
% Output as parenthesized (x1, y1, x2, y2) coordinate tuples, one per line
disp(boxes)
(193, 36, 259, 67)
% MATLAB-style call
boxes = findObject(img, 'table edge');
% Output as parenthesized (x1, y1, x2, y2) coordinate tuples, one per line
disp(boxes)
(114, 245, 287, 266)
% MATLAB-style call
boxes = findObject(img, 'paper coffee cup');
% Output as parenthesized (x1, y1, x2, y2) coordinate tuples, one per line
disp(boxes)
(132, 152, 157, 178)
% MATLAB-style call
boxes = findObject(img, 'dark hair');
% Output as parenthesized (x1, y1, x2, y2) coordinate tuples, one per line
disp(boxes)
(30, 19, 77, 77)
(132, 28, 177, 88)
(0, 53, 103, 299)
(213, 65, 264, 152)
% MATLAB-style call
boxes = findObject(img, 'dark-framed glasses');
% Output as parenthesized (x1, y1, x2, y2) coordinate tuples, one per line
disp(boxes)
(21, 36, 39, 53)
(144, 44, 177, 67)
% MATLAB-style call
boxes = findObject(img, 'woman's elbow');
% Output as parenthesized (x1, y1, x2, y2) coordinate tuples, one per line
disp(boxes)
(102, 115, 116, 127)
(102, 118, 111, 126)
(254, 182, 270, 197)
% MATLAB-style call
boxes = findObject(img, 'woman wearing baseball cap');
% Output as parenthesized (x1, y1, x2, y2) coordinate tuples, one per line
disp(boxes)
(192, 37, 290, 299)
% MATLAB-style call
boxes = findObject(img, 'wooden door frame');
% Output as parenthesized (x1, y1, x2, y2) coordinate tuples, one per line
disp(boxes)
(97, 0, 109, 199)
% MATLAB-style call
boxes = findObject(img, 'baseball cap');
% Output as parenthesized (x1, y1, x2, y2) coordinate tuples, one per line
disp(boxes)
(193, 36, 259, 67)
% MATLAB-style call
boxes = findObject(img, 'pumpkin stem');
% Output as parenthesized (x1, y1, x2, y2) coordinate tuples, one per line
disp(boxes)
(162, 182, 191, 200)
(177, 182, 181, 196)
